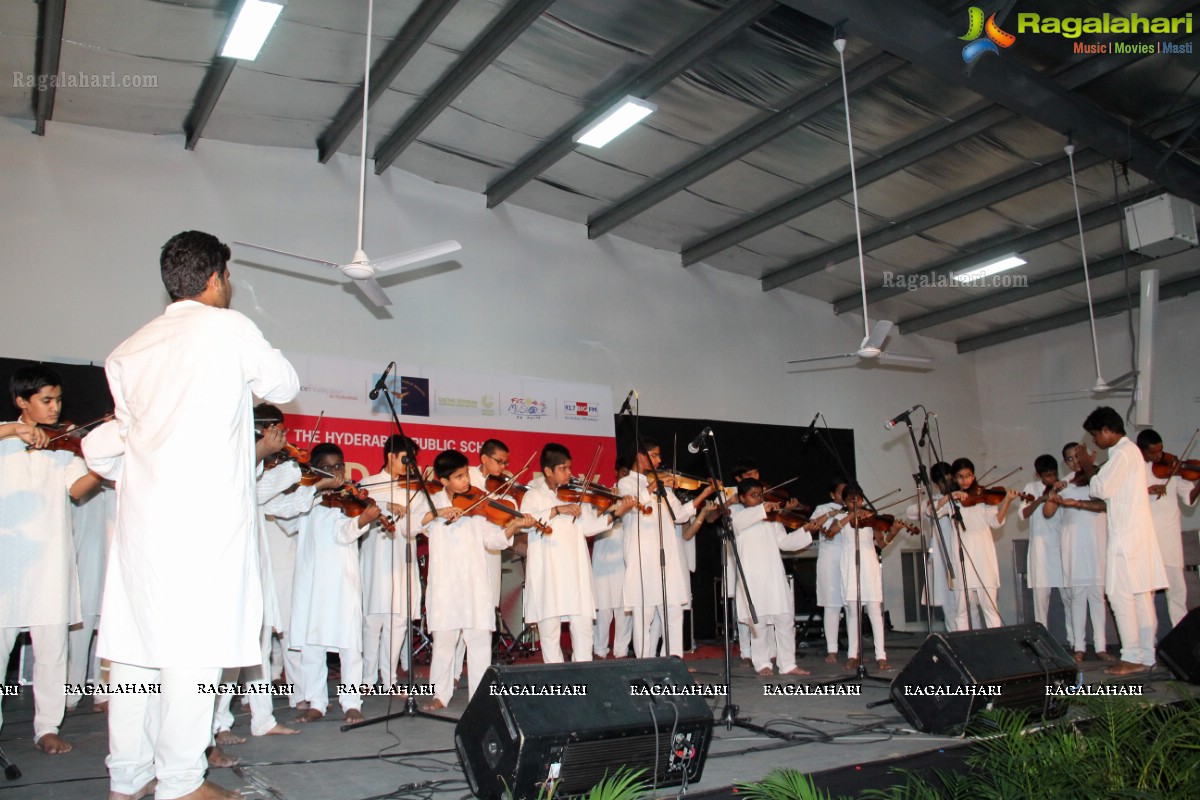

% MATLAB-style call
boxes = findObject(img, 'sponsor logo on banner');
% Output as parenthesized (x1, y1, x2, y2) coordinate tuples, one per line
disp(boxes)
(300, 383, 359, 402)
(508, 396, 549, 420)
(434, 391, 498, 417)
(562, 400, 600, 422)
(370, 375, 430, 417)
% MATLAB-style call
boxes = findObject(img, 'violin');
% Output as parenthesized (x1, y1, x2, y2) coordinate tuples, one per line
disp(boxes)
(451, 486, 551, 535)
(486, 473, 532, 503)
(1151, 453, 1200, 482)
(25, 414, 115, 455)
(320, 489, 395, 534)
(299, 463, 370, 501)
(560, 478, 651, 515)
(848, 512, 919, 536)
(957, 484, 1033, 507)
(764, 507, 810, 531)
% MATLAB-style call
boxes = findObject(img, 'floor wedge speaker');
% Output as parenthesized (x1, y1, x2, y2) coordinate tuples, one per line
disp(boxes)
(1157, 606, 1200, 684)
(455, 657, 715, 799)
(890, 623, 1079, 736)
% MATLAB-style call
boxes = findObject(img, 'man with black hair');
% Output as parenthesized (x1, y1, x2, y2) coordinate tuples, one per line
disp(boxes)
(1137, 428, 1199, 628)
(96, 230, 298, 800)
(1077, 407, 1167, 676)
(1, 364, 102, 755)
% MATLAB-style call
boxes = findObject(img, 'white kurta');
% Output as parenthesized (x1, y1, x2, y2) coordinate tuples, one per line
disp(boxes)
(839, 525, 883, 603)
(956, 502, 1001, 589)
(100, 300, 298, 668)
(1145, 464, 1195, 568)
(425, 490, 510, 632)
(0, 434, 86, 627)
(285, 497, 365, 651)
(1089, 437, 1168, 595)
(255, 460, 305, 632)
(812, 501, 845, 607)
(731, 505, 812, 620)
(1058, 483, 1106, 587)
(1021, 480, 1064, 588)
(360, 472, 427, 621)
(617, 473, 695, 610)
(590, 521, 625, 610)
(71, 483, 116, 620)
(520, 477, 610, 621)
(468, 465, 503, 607)
(906, 496, 956, 606)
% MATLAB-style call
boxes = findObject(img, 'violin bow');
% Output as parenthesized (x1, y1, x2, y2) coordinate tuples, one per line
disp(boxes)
(579, 444, 603, 492)
(984, 466, 1022, 488)
(1156, 427, 1200, 496)
(25, 412, 115, 452)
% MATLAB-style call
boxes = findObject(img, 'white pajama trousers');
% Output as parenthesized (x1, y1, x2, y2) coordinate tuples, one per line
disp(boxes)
(632, 605, 683, 659)
(964, 587, 1002, 629)
(106, 662, 220, 800)
(844, 601, 886, 661)
(593, 607, 632, 658)
(747, 612, 798, 672)
(66, 615, 102, 708)
(538, 615, 593, 663)
(213, 624, 279, 737)
(1163, 565, 1188, 629)
(1067, 585, 1107, 652)
(823, 606, 840, 655)
(430, 628, 491, 707)
(1, 624, 67, 740)
(1032, 587, 1071, 633)
(1107, 589, 1157, 666)
(297, 645, 362, 715)
(363, 613, 413, 684)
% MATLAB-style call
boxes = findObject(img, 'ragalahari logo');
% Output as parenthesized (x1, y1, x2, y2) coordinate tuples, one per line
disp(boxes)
(960, 7, 1016, 64)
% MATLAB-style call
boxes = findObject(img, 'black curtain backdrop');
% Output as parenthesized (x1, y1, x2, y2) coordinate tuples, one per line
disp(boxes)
(614, 414, 855, 641)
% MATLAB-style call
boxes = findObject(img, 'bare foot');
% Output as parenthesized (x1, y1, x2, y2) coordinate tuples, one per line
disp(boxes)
(35, 732, 72, 754)
(344, 708, 364, 724)
(94, 700, 109, 713)
(214, 730, 245, 746)
(293, 708, 324, 724)
(205, 746, 239, 768)
(825, 653, 838, 664)
(877, 660, 892, 672)
(1104, 660, 1148, 676)
(107, 778, 156, 800)
(175, 779, 241, 800)
(757, 667, 773, 677)
(781, 666, 810, 676)
(294, 700, 311, 710)
(421, 698, 446, 711)
(258, 723, 299, 736)
(1097, 651, 1117, 663)
(1074, 651, 1085, 663)
(844, 658, 859, 671)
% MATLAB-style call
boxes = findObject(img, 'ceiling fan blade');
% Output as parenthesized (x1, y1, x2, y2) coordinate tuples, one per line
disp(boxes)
(787, 353, 857, 365)
(878, 352, 933, 365)
(234, 241, 342, 270)
(863, 319, 894, 351)
(354, 277, 392, 307)
(369, 240, 462, 276)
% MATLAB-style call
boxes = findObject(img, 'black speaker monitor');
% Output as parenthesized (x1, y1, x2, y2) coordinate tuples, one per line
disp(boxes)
(455, 657, 714, 799)
(1157, 606, 1200, 684)
(890, 623, 1079, 736)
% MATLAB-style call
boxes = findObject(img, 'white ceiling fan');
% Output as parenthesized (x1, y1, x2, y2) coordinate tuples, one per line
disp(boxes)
(787, 37, 931, 370)
(236, 0, 460, 307)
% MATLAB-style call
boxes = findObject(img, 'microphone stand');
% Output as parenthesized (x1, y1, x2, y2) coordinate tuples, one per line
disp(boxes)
(344, 366, 452, 730)
(907, 412, 953, 635)
(924, 418, 973, 632)
(694, 431, 788, 738)
(630, 398, 677, 658)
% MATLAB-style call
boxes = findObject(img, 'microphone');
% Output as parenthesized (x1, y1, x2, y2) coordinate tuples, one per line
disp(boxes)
(885, 405, 920, 430)
(617, 389, 637, 416)
(799, 412, 819, 447)
(918, 412, 934, 447)
(369, 361, 395, 401)
(687, 427, 712, 454)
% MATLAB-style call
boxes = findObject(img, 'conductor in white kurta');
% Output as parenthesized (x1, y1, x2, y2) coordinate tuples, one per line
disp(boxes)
(96, 231, 299, 800)
(520, 443, 635, 663)
(1078, 407, 1167, 676)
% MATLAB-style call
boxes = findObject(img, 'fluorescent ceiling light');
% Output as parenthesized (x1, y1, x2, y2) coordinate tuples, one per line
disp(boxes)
(221, 0, 285, 60)
(574, 96, 657, 148)
(952, 253, 1027, 283)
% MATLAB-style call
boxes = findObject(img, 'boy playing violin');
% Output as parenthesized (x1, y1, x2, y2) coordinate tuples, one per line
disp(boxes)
(1020, 455, 1069, 632)
(520, 443, 635, 663)
(421, 449, 533, 709)
(731, 478, 813, 676)
(1137, 429, 1199, 628)
(277, 443, 382, 724)
(1, 365, 102, 755)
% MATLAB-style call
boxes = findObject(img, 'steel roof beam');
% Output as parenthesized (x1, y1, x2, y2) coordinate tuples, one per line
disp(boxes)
(32, 0, 66, 136)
